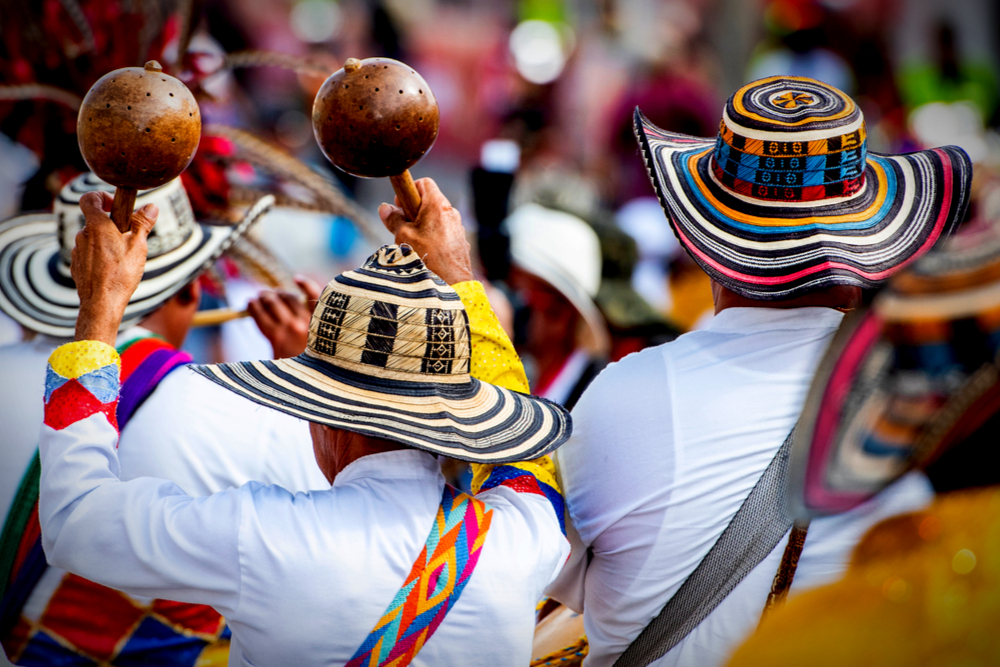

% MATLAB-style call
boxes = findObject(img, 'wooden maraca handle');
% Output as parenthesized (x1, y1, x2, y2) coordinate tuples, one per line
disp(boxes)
(110, 187, 138, 233)
(389, 171, 421, 221)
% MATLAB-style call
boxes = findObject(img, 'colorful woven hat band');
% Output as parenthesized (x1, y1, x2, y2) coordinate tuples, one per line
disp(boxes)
(712, 78, 867, 203)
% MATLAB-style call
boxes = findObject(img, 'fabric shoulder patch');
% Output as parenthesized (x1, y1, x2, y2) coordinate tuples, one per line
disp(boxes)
(44, 341, 121, 432)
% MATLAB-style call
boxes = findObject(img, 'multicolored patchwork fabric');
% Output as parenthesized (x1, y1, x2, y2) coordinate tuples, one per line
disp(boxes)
(193, 245, 572, 463)
(346, 485, 493, 667)
(2, 336, 227, 667)
(634, 76, 973, 301)
(789, 231, 1000, 519)
(43, 341, 121, 432)
(2, 574, 230, 667)
(471, 459, 566, 534)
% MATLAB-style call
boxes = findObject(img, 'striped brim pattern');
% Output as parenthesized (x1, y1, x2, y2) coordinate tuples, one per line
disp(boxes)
(193, 245, 572, 463)
(0, 173, 273, 337)
(789, 231, 1000, 519)
(634, 76, 973, 301)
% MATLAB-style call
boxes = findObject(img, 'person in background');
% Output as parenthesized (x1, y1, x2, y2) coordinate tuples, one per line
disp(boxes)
(0, 175, 323, 666)
(547, 76, 973, 667)
(505, 203, 610, 409)
(728, 222, 1000, 667)
(589, 218, 679, 360)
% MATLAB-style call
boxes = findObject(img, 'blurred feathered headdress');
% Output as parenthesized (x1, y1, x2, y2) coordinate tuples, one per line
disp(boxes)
(0, 0, 380, 241)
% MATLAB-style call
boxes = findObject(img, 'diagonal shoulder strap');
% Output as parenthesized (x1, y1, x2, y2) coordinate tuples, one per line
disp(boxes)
(612, 430, 796, 667)
(347, 485, 493, 667)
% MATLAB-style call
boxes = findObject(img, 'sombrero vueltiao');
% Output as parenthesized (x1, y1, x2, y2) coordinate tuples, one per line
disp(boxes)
(193, 244, 572, 463)
(788, 225, 1000, 519)
(634, 76, 974, 300)
(0, 172, 272, 337)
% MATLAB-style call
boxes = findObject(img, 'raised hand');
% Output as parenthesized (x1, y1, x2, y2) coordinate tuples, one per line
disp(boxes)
(378, 178, 474, 285)
(71, 191, 158, 345)
(247, 276, 322, 359)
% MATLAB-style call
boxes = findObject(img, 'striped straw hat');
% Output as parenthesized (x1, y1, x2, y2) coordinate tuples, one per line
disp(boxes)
(193, 244, 572, 463)
(0, 172, 271, 337)
(634, 76, 973, 301)
(789, 227, 1000, 519)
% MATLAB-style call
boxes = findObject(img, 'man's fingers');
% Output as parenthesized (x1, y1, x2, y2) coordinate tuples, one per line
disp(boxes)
(414, 178, 448, 207)
(79, 192, 116, 227)
(247, 299, 276, 332)
(98, 192, 114, 212)
(294, 276, 322, 307)
(260, 290, 294, 322)
(379, 202, 408, 234)
(129, 204, 159, 238)
(277, 291, 306, 317)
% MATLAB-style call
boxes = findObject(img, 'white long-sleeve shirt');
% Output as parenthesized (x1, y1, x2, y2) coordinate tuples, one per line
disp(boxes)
(39, 397, 568, 666)
(548, 307, 933, 667)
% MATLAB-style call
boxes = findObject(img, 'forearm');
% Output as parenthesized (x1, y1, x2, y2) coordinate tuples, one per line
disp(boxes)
(39, 342, 241, 613)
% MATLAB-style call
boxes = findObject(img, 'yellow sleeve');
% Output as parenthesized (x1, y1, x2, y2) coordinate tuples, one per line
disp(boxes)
(453, 281, 529, 395)
(453, 281, 562, 511)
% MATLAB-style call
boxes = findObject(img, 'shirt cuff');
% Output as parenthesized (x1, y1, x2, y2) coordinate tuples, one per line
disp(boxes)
(44, 341, 122, 433)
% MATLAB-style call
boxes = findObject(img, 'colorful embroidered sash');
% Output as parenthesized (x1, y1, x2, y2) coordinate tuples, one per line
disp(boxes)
(347, 485, 493, 667)
(0, 336, 193, 658)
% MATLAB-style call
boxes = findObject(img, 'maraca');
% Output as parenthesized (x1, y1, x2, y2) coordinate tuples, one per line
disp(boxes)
(77, 61, 201, 232)
(313, 57, 439, 220)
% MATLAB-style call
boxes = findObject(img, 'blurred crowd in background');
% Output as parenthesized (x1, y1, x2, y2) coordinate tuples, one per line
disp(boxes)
(2, 0, 999, 400)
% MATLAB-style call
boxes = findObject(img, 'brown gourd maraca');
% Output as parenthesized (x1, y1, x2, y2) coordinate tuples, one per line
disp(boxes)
(78, 61, 201, 232)
(313, 58, 439, 221)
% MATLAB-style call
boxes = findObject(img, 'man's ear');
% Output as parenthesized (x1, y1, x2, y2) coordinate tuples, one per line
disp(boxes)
(174, 281, 200, 306)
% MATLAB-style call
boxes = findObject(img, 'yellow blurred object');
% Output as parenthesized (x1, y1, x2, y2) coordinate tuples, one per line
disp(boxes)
(194, 639, 231, 667)
(727, 486, 1000, 667)
(668, 265, 714, 331)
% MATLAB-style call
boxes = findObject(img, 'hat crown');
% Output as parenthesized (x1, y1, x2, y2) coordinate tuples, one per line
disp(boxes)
(712, 76, 868, 203)
(55, 173, 195, 264)
(305, 244, 472, 382)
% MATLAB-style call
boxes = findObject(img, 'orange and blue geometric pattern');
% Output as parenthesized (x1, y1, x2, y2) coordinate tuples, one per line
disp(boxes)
(43, 341, 121, 432)
(346, 486, 493, 667)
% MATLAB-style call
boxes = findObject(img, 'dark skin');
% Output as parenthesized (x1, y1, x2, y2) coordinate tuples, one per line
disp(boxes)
(246, 277, 322, 359)
(73, 177, 471, 483)
(711, 281, 862, 314)
(140, 282, 201, 349)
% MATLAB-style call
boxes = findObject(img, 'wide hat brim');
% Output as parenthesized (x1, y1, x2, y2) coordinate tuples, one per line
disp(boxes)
(788, 304, 1000, 521)
(191, 351, 572, 464)
(633, 109, 973, 301)
(0, 196, 273, 337)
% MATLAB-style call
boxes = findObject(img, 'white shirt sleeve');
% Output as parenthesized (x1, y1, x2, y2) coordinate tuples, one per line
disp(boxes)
(39, 413, 243, 618)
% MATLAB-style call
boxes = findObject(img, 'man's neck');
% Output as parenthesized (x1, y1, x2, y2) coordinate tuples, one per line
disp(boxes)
(712, 281, 862, 314)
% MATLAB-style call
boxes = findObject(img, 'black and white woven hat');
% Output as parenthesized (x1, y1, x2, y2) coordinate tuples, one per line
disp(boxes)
(193, 244, 573, 463)
(0, 172, 273, 337)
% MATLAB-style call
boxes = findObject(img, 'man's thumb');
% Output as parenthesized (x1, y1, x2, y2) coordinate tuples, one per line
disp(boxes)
(378, 202, 406, 234)
(130, 204, 159, 238)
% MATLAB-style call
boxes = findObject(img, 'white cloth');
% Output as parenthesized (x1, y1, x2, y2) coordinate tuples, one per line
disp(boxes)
(39, 410, 570, 666)
(548, 307, 934, 667)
